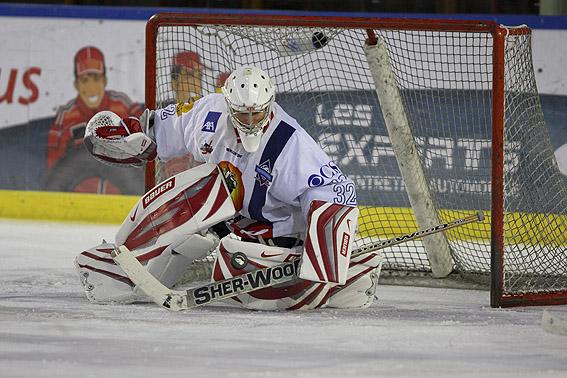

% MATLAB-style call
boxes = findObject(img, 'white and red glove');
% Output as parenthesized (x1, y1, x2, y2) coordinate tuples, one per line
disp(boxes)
(83, 109, 157, 167)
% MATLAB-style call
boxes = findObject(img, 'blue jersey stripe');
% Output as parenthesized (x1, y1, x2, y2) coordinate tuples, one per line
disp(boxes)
(248, 121, 296, 223)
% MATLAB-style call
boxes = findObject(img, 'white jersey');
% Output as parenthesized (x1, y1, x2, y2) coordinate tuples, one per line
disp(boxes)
(153, 93, 356, 240)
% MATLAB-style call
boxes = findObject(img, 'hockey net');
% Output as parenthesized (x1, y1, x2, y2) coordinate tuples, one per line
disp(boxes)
(145, 13, 567, 307)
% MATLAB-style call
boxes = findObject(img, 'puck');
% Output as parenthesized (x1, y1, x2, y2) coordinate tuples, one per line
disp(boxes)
(312, 31, 328, 49)
(231, 252, 249, 270)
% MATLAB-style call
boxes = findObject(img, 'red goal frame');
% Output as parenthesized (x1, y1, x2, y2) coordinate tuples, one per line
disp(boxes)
(144, 12, 567, 308)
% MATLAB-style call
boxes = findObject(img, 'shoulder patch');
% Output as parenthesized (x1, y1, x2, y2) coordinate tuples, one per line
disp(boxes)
(159, 104, 177, 120)
(202, 111, 222, 133)
(175, 102, 195, 116)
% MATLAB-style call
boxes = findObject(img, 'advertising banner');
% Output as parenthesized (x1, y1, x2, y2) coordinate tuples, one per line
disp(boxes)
(0, 17, 146, 194)
(0, 11, 566, 201)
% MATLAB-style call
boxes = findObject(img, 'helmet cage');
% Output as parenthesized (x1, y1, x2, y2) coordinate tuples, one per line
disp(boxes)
(225, 96, 273, 136)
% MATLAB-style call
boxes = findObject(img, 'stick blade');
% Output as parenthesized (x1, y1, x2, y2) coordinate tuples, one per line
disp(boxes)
(112, 245, 187, 311)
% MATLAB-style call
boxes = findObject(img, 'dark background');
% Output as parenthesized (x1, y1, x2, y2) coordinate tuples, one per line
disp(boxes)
(0, 0, 560, 15)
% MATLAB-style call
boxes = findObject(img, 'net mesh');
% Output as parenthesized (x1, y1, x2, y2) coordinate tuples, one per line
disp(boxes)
(501, 30, 567, 295)
(149, 19, 567, 300)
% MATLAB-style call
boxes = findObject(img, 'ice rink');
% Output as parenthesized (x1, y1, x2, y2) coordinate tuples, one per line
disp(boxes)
(1, 219, 566, 378)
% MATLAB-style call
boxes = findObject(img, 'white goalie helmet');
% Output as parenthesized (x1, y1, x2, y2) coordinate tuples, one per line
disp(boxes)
(222, 67, 275, 152)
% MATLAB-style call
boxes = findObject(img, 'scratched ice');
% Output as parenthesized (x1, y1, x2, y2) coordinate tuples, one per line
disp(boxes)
(0, 219, 566, 377)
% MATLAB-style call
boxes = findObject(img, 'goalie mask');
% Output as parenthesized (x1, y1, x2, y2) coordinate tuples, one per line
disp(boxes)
(222, 67, 275, 153)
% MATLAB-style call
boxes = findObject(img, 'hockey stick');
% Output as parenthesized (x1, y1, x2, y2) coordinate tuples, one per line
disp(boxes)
(111, 211, 484, 311)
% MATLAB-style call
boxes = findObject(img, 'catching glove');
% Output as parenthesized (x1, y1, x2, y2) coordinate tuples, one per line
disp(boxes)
(83, 109, 157, 167)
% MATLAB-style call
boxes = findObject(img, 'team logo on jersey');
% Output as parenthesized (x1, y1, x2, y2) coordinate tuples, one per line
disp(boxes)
(307, 161, 346, 187)
(218, 161, 244, 211)
(255, 160, 273, 187)
(200, 141, 213, 155)
(202, 111, 222, 133)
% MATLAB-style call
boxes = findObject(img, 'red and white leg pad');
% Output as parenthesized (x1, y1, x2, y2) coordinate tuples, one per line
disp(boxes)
(75, 242, 139, 304)
(326, 252, 383, 309)
(74, 232, 220, 304)
(298, 200, 359, 285)
(211, 236, 383, 310)
(75, 163, 234, 304)
(212, 236, 334, 311)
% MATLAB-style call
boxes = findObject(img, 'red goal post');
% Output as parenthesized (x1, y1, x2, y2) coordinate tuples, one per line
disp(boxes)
(144, 13, 567, 308)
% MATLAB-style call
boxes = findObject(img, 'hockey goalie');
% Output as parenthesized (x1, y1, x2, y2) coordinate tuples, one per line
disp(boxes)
(75, 66, 382, 310)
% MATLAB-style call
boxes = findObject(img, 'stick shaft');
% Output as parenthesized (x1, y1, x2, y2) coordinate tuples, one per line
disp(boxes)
(352, 211, 483, 258)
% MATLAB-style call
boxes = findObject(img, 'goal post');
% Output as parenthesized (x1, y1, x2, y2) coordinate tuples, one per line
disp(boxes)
(364, 32, 454, 278)
(144, 12, 567, 308)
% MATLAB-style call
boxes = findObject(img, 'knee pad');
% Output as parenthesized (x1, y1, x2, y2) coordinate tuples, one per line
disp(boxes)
(148, 231, 219, 287)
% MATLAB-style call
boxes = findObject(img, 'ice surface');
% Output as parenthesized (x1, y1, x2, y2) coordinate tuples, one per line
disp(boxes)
(0, 219, 566, 378)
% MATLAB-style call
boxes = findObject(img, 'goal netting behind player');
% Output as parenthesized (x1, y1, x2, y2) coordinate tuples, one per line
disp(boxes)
(146, 14, 567, 307)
